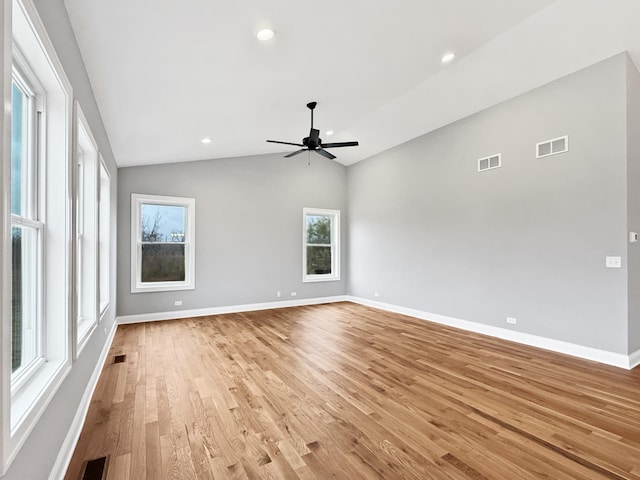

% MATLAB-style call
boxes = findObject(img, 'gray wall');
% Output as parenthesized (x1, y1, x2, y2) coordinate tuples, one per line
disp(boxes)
(348, 54, 630, 354)
(2, 1, 119, 479)
(117, 153, 347, 316)
(627, 57, 640, 353)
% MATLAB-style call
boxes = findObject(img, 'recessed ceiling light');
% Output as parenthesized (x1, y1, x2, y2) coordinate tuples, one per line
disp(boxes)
(441, 52, 456, 64)
(326, 130, 334, 136)
(201, 137, 212, 144)
(256, 28, 275, 41)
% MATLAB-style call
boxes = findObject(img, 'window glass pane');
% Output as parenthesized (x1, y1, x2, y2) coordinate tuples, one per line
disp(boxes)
(306, 215, 331, 244)
(141, 244, 185, 282)
(11, 82, 28, 216)
(306, 246, 332, 275)
(141, 204, 186, 242)
(12, 225, 38, 373)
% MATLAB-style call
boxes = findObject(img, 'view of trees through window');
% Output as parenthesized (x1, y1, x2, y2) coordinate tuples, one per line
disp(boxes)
(306, 215, 332, 275)
(11, 79, 39, 374)
(140, 204, 187, 283)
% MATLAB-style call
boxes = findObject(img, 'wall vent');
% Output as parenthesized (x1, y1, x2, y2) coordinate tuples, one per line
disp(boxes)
(536, 135, 568, 158)
(478, 154, 501, 172)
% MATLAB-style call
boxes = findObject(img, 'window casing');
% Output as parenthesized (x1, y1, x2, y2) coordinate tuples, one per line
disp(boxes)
(98, 157, 111, 315)
(3, 0, 73, 472)
(74, 104, 98, 354)
(131, 194, 195, 293)
(303, 208, 340, 282)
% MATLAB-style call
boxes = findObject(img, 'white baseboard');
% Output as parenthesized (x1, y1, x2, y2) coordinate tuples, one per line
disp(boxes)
(348, 296, 636, 370)
(629, 349, 640, 369)
(117, 295, 349, 325)
(48, 318, 118, 480)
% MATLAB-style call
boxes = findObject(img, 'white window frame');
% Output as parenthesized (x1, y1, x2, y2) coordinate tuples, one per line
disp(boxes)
(131, 193, 196, 293)
(3, 0, 73, 473)
(302, 207, 340, 283)
(9, 58, 45, 392)
(98, 156, 111, 317)
(74, 103, 99, 356)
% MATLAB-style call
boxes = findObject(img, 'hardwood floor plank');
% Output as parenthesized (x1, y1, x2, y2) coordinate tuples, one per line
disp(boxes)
(66, 303, 640, 479)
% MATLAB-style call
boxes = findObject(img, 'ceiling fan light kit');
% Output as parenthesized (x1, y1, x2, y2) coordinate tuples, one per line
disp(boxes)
(266, 102, 359, 161)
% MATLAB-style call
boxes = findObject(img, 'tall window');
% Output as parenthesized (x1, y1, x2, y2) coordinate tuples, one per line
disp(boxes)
(10, 68, 43, 382)
(99, 158, 111, 314)
(131, 194, 195, 293)
(303, 208, 340, 282)
(75, 106, 98, 352)
(6, 0, 74, 469)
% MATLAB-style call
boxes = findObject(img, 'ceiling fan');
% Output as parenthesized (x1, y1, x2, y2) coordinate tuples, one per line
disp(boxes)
(266, 102, 359, 160)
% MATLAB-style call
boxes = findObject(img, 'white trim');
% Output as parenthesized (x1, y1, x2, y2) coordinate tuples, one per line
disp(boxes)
(48, 319, 118, 480)
(347, 296, 637, 370)
(117, 296, 349, 325)
(74, 102, 99, 359)
(98, 156, 111, 316)
(629, 349, 640, 370)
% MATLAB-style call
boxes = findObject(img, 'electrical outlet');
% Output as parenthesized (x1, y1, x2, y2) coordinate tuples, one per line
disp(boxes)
(374, 292, 380, 297)
(276, 291, 281, 298)
(291, 292, 297, 297)
(506, 317, 517, 325)
(174, 300, 183, 306)
(103, 327, 107, 337)
(606, 256, 622, 268)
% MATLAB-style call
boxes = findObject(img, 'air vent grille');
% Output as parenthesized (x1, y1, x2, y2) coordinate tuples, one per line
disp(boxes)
(536, 135, 568, 158)
(80, 456, 109, 480)
(478, 154, 501, 172)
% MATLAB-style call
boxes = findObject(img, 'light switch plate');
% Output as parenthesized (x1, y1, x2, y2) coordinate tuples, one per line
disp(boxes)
(606, 256, 622, 268)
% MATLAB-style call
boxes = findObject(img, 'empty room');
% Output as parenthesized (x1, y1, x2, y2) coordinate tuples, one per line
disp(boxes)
(2, 0, 640, 479)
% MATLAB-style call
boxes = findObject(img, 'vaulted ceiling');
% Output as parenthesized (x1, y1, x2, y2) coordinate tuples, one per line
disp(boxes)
(63, 0, 640, 167)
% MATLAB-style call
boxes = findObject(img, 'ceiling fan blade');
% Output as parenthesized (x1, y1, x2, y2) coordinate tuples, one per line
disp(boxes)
(284, 149, 307, 158)
(316, 149, 336, 160)
(321, 141, 359, 148)
(267, 140, 305, 147)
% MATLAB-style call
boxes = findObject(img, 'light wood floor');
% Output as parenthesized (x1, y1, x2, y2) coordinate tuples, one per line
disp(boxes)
(65, 302, 640, 480)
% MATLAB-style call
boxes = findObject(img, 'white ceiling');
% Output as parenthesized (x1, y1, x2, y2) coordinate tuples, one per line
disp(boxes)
(63, 0, 640, 168)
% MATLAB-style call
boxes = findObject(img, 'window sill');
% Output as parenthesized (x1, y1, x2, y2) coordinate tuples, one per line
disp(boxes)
(11, 357, 70, 437)
(303, 274, 341, 283)
(131, 281, 195, 294)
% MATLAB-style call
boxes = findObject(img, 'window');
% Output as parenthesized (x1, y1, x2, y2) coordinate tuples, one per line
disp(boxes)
(75, 105, 98, 353)
(131, 194, 195, 293)
(303, 208, 340, 282)
(10, 67, 43, 384)
(99, 157, 111, 314)
(4, 0, 73, 471)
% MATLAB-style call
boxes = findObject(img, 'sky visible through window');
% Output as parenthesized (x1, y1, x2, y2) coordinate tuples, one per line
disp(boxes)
(11, 82, 25, 216)
(141, 204, 186, 242)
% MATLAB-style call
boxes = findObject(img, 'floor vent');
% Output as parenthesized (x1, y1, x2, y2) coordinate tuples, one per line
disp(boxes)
(114, 354, 126, 363)
(536, 135, 568, 158)
(80, 455, 108, 480)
